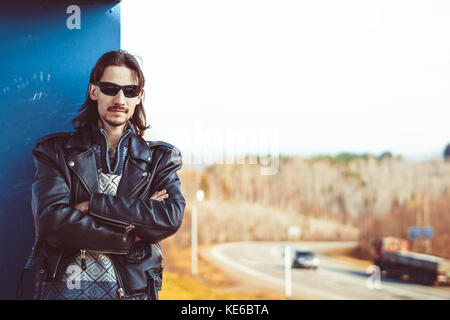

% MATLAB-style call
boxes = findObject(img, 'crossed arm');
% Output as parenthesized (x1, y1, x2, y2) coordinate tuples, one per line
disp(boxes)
(73, 189, 169, 213)
(74, 189, 169, 242)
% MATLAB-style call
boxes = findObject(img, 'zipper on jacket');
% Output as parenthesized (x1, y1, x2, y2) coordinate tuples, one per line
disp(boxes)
(110, 257, 126, 300)
(52, 252, 64, 279)
(129, 177, 149, 198)
(117, 287, 125, 300)
(77, 249, 127, 299)
(93, 217, 135, 233)
(89, 210, 135, 232)
(82, 248, 129, 255)
(80, 250, 87, 271)
(77, 248, 130, 271)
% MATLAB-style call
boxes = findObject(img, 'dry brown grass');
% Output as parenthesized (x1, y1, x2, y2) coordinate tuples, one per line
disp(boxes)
(159, 238, 287, 300)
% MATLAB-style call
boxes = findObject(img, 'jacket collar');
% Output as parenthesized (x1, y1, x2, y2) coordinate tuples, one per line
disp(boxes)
(66, 125, 152, 197)
(66, 125, 152, 164)
(128, 133, 152, 164)
(66, 127, 92, 151)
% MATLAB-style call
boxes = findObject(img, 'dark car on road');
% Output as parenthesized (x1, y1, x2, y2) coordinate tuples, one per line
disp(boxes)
(292, 250, 320, 269)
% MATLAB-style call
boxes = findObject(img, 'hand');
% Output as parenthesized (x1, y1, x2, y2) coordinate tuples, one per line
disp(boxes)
(149, 189, 169, 201)
(74, 201, 89, 214)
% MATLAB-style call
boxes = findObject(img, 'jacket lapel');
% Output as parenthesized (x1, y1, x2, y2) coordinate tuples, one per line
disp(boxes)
(65, 128, 100, 195)
(117, 157, 148, 197)
(117, 134, 152, 197)
(68, 150, 100, 195)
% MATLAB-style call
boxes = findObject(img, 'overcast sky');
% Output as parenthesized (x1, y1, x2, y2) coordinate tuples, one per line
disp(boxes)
(121, 0, 450, 161)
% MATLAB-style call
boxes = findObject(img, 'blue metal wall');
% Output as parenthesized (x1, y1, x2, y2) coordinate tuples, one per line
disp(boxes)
(0, 0, 121, 299)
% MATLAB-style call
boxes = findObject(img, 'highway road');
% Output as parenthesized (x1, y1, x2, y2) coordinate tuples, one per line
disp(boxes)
(201, 241, 450, 300)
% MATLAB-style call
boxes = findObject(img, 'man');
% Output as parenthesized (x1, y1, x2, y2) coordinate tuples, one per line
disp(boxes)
(19, 50, 185, 300)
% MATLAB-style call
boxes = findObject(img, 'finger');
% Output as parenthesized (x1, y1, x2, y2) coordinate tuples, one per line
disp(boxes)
(153, 194, 169, 201)
(149, 192, 162, 199)
(150, 190, 166, 197)
(158, 195, 169, 201)
(150, 190, 167, 200)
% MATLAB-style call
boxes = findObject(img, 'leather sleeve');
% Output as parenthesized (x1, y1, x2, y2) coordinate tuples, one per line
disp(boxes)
(88, 147, 186, 243)
(31, 141, 134, 253)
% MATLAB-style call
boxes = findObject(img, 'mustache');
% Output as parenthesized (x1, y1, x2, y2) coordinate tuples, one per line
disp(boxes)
(108, 106, 128, 113)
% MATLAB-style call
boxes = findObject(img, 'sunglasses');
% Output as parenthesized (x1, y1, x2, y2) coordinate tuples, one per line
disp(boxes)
(96, 82, 141, 98)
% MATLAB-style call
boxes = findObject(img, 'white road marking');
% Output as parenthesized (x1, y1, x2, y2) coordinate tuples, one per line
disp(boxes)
(210, 242, 347, 299)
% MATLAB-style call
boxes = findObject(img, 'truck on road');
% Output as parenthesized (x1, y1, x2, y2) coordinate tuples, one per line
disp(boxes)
(373, 237, 450, 286)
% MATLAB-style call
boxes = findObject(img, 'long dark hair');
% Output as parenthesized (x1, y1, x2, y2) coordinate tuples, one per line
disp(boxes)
(72, 50, 150, 137)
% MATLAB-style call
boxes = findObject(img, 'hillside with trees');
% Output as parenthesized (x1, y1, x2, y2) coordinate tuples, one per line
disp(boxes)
(175, 154, 450, 258)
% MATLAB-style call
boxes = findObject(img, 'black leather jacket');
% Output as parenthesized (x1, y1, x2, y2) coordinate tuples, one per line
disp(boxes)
(25, 126, 185, 299)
